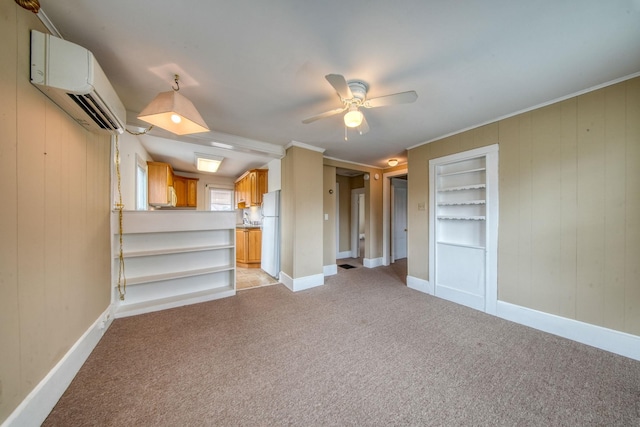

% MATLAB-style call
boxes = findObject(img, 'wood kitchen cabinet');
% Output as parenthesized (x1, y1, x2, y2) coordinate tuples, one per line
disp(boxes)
(234, 169, 268, 208)
(147, 161, 174, 207)
(236, 227, 262, 268)
(174, 175, 199, 208)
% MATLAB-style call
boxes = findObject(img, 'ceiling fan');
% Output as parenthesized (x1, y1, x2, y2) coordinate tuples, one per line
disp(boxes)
(302, 74, 418, 135)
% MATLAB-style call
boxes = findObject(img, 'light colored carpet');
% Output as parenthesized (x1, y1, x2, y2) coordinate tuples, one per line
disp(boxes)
(44, 262, 640, 426)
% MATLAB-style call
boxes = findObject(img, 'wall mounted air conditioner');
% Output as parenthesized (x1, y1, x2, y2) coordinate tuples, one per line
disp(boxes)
(30, 30, 126, 135)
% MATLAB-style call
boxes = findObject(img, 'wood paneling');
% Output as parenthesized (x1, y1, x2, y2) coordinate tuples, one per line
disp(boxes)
(625, 78, 640, 336)
(1, 3, 113, 422)
(0, 2, 21, 419)
(496, 116, 522, 304)
(576, 88, 606, 326)
(602, 83, 626, 331)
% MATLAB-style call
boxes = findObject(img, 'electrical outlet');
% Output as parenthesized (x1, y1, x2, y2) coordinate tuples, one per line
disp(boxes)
(324, 213, 329, 220)
(418, 202, 426, 211)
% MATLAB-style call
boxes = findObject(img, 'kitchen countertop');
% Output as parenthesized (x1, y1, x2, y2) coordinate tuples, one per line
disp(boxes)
(236, 224, 261, 229)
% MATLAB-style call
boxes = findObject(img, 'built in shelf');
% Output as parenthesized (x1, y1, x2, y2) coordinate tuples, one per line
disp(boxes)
(113, 211, 237, 317)
(437, 241, 486, 250)
(438, 167, 486, 177)
(437, 215, 486, 221)
(125, 265, 235, 286)
(117, 244, 234, 259)
(437, 200, 486, 206)
(115, 285, 236, 318)
(438, 183, 486, 192)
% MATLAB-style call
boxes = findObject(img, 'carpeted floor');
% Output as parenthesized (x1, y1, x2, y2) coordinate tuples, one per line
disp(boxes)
(44, 261, 640, 426)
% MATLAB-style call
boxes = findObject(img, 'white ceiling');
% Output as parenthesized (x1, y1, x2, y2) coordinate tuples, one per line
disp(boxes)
(38, 0, 640, 177)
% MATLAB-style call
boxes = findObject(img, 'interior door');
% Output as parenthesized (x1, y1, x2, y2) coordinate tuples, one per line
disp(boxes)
(392, 179, 407, 260)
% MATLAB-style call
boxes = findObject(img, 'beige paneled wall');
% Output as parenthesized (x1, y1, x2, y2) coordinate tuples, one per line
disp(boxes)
(0, 3, 113, 423)
(281, 145, 324, 279)
(323, 166, 337, 266)
(499, 80, 640, 334)
(408, 77, 640, 336)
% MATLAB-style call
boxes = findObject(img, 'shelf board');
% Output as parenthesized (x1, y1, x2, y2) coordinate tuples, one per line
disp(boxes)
(437, 215, 486, 221)
(438, 167, 486, 177)
(437, 183, 486, 192)
(437, 199, 486, 206)
(437, 241, 485, 250)
(115, 285, 236, 318)
(117, 244, 234, 259)
(126, 265, 235, 286)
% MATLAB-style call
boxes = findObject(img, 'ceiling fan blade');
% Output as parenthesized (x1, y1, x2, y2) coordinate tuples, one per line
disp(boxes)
(357, 114, 369, 135)
(363, 90, 418, 108)
(325, 74, 353, 100)
(302, 106, 347, 124)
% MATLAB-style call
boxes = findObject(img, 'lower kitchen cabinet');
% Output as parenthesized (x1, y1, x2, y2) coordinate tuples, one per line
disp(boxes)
(236, 227, 262, 268)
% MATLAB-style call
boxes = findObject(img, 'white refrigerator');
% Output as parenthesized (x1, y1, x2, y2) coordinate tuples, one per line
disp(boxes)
(261, 190, 280, 278)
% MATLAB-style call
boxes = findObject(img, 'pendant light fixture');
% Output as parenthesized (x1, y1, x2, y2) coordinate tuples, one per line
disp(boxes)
(137, 74, 210, 135)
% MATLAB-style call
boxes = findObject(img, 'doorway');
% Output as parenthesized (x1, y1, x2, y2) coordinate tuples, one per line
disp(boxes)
(391, 177, 408, 262)
(351, 190, 365, 259)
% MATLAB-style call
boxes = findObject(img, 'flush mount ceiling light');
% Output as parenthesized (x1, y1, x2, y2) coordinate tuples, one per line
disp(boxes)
(343, 105, 363, 128)
(137, 74, 209, 136)
(195, 153, 223, 173)
(388, 159, 399, 167)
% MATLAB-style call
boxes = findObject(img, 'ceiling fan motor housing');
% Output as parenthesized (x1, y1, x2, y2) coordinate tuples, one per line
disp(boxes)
(347, 80, 368, 102)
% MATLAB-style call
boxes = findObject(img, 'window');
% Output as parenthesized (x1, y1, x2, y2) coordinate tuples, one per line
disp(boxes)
(208, 187, 234, 211)
(135, 155, 148, 210)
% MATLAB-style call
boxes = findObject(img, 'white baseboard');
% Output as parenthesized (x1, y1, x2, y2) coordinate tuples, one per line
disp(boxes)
(280, 271, 325, 292)
(363, 257, 384, 268)
(2, 306, 115, 427)
(407, 275, 433, 294)
(496, 301, 640, 362)
(323, 264, 337, 277)
(336, 251, 352, 259)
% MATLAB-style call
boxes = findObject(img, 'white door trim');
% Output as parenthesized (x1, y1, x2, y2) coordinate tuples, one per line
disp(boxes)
(351, 188, 364, 258)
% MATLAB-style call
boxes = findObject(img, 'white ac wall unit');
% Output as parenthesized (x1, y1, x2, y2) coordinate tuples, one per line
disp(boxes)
(30, 30, 126, 134)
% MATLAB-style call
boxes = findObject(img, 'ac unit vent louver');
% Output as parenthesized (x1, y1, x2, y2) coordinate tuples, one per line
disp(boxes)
(68, 93, 120, 132)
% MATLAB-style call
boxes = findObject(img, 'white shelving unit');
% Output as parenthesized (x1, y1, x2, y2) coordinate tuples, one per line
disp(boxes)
(112, 211, 236, 317)
(435, 157, 487, 247)
(429, 145, 499, 314)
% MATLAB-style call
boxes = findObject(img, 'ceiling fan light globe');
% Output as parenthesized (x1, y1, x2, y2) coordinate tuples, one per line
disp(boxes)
(344, 109, 363, 128)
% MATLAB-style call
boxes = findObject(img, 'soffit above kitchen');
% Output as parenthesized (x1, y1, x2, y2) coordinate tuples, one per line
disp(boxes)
(38, 0, 640, 174)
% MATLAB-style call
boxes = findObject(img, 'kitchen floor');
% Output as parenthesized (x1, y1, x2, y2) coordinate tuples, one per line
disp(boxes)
(236, 266, 279, 290)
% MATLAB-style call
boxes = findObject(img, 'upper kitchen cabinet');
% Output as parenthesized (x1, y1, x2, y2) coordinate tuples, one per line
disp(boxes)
(147, 161, 175, 207)
(174, 175, 199, 208)
(235, 169, 268, 208)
